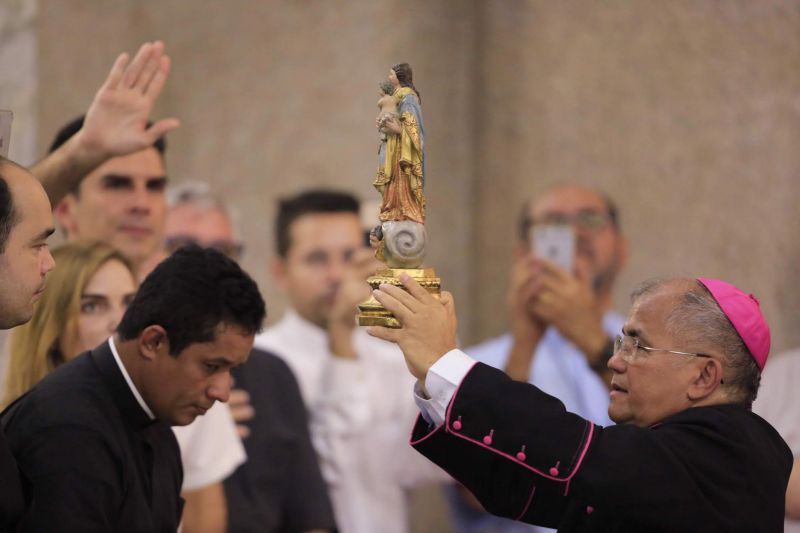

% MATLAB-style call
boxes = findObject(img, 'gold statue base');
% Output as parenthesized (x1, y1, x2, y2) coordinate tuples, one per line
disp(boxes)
(357, 267, 440, 328)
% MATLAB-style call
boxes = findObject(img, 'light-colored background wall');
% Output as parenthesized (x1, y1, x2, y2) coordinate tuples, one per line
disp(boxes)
(471, 1, 800, 353)
(14, 0, 797, 354)
(2, 2, 799, 531)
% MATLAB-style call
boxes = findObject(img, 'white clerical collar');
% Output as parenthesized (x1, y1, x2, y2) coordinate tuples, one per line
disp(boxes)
(108, 337, 155, 420)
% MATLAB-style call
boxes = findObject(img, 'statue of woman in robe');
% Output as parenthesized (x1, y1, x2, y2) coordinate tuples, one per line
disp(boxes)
(373, 63, 425, 225)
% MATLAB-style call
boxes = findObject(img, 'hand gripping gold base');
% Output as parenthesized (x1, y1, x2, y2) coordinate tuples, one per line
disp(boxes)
(357, 267, 441, 328)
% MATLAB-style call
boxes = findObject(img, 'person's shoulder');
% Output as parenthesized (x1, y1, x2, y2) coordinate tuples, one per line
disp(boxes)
(235, 347, 304, 400)
(4, 355, 109, 429)
(246, 347, 293, 373)
(236, 347, 297, 384)
(661, 404, 787, 447)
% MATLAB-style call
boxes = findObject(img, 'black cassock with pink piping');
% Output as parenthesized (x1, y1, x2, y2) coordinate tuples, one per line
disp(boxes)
(411, 362, 791, 533)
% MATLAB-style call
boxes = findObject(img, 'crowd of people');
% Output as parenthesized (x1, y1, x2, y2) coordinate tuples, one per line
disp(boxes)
(0, 40, 798, 532)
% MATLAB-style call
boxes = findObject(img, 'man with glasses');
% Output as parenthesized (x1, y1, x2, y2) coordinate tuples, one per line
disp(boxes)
(450, 185, 627, 533)
(368, 275, 791, 531)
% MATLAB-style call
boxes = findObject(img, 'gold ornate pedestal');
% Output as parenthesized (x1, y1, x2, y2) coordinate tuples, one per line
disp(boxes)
(357, 267, 441, 328)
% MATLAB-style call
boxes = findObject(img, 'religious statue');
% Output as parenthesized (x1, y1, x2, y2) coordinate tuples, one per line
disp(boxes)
(358, 63, 440, 328)
(373, 63, 426, 225)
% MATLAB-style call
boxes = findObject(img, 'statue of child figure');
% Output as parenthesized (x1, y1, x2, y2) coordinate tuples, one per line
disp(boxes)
(377, 81, 399, 141)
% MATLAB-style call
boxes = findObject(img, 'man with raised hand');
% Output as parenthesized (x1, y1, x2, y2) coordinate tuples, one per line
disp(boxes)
(33, 41, 178, 209)
(34, 41, 178, 273)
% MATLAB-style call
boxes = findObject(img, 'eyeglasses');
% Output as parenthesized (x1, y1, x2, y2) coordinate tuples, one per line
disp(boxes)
(164, 235, 244, 261)
(531, 210, 613, 231)
(613, 334, 714, 362)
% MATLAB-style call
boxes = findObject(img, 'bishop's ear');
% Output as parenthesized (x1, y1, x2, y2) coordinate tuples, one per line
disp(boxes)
(139, 325, 170, 361)
(687, 357, 724, 402)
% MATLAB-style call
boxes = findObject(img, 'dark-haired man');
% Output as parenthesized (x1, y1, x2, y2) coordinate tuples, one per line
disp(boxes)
(32, 41, 179, 273)
(32, 43, 246, 531)
(1, 246, 265, 532)
(255, 189, 446, 533)
(369, 275, 792, 531)
(151, 182, 336, 533)
(0, 156, 56, 528)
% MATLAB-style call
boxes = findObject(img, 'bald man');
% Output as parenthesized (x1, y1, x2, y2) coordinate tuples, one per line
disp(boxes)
(0, 156, 56, 527)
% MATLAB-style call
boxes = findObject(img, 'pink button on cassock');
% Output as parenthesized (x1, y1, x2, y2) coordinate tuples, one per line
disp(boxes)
(586, 506, 594, 515)
(452, 420, 462, 430)
(549, 467, 559, 476)
(516, 452, 526, 461)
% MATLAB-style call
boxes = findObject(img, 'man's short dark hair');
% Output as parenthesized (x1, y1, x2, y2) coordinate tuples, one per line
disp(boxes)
(117, 245, 266, 355)
(0, 157, 21, 254)
(49, 115, 167, 155)
(275, 190, 360, 257)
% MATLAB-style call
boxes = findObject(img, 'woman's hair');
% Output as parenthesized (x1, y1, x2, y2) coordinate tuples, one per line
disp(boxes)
(391, 63, 421, 103)
(2, 242, 134, 407)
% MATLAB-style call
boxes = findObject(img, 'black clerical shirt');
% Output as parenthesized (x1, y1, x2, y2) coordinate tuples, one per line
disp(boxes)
(0, 432, 24, 531)
(1, 341, 183, 532)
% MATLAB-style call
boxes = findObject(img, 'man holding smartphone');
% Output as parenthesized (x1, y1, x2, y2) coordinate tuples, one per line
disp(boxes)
(449, 184, 628, 533)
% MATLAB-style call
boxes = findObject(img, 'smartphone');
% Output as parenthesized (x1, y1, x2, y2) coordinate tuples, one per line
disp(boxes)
(532, 225, 575, 273)
(0, 110, 12, 158)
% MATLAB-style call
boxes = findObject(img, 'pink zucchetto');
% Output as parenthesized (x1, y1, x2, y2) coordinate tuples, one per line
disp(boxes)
(697, 278, 770, 371)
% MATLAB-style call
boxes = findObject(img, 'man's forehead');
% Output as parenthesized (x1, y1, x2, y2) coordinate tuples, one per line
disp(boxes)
(6, 165, 53, 219)
(626, 281, 693, 329)
(183, 327, 253, 353)
(530, 185, 609, 217)
(84, 147, 165, 181)
(289, 212, 361, 249)
(166, 204, 233, 240)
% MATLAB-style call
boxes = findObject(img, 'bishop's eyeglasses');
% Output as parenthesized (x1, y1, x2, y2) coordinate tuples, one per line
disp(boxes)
(613, 334, 714, 363)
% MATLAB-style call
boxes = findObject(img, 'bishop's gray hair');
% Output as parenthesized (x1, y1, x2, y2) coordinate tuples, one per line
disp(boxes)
(631, 278, 761, 409)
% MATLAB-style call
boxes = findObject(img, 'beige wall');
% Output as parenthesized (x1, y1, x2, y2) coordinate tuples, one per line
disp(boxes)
(4, 1, 798, 531)
(471, 1, 800, 354)
(36, 0, 479, 344)
(33, 1, 800, 353)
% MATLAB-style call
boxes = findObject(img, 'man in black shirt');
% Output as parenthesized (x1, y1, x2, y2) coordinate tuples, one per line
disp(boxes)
(2, 246, 265, 532)
(0, 157, 56, 529)
(153, 183, 335, 532)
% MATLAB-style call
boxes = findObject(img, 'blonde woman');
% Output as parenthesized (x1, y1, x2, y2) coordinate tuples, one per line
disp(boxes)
(3, 242, 136, 407)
